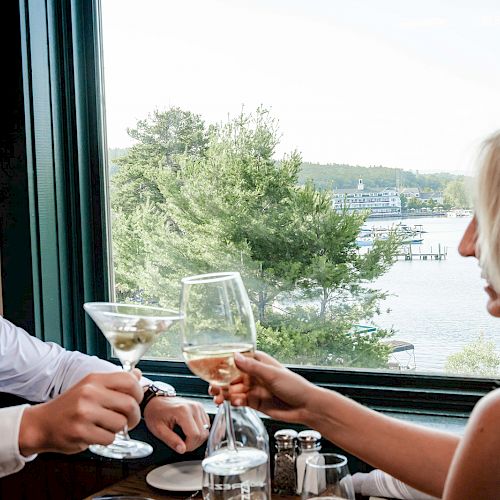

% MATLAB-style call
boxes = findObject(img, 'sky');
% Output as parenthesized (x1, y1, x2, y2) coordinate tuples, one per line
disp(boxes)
(101, 0, 500, 174)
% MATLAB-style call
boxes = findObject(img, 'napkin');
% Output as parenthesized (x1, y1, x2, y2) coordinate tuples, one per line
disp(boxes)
(352, 469, 439, 499)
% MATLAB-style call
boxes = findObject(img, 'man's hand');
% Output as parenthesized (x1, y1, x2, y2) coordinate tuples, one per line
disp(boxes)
(19, 371, 143, 456)
(143, 397, 210, 454)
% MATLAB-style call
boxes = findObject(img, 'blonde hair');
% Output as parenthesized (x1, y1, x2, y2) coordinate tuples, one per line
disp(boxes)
(475, 131, 500, 292)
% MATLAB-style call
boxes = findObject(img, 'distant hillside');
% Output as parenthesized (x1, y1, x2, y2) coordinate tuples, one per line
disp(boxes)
(298, 162, 463, 192)
(108, 150, 463, 193)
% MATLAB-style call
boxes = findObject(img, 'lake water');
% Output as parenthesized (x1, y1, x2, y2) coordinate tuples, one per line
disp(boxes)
(366, 216, 500, 373)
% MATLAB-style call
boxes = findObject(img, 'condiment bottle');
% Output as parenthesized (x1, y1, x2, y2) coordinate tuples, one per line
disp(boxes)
(296, 429, 322, 495)
(272, 429, 298, 495)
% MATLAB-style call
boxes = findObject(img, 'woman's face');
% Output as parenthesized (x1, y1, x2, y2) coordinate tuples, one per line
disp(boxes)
(458, 216, 500, 317)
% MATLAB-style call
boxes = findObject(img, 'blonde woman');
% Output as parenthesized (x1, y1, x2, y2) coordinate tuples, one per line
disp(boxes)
(213, 133, 500, 499)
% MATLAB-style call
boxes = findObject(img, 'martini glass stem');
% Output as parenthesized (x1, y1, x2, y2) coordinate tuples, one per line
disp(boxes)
(117, 360, 135, 441)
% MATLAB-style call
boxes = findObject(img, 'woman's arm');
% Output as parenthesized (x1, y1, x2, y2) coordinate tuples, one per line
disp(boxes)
(305, 386, 458, 498)
(220, 351, 460, 498)
(443, 388, 500, 499)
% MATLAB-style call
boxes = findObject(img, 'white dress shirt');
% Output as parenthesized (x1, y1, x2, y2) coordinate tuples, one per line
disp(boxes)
(0, 316, 120, 477)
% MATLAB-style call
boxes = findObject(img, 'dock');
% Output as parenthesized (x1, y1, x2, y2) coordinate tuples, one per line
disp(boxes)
(397, 244, 447, 261)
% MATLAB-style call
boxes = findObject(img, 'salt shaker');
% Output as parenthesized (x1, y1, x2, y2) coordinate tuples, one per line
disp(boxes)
(296, 429, 322, 495)
(272, 429, 298, 495)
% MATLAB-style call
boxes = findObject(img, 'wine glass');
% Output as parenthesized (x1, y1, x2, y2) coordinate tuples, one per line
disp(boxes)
(180, 272, 267, 475)
(301, 453, 355, 500)
(83, 302, 181, 459)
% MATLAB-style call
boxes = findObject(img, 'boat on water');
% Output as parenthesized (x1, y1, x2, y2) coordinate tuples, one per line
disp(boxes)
(384, 340, 416, 371)
(396, 222, 426, 235)
(403, 238, 423, 245)
(356, 236, 423, 247)
(356, 236, 376, 247)
(447, 208, 473, 218)
(356, 223, 425, 247)
(353, 325, 416, 370)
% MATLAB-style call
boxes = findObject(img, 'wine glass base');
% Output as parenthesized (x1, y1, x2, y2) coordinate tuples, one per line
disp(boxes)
(89, 438, 153, 459)
(202, 447, 268, 476)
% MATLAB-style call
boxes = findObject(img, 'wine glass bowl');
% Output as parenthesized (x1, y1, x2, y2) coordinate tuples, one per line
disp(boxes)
(180, 272, 256, 387)
(83, 302, 180, 459)
(180, 272, 266, 475)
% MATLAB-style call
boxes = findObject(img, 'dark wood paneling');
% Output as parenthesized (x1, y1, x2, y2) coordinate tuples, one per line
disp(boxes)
(0, 420, 206, 500)
(0, 0, 34, 332)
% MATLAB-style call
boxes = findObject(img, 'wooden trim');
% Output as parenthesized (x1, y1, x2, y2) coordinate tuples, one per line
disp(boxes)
(18, 0, 108, 355)
(137, 359, 499, 416)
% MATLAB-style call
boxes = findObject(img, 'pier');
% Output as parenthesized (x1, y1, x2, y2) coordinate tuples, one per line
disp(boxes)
(397, 244, 447, 261)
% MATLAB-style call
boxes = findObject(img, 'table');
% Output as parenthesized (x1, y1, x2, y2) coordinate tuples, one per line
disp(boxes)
(84, 466, 299, 499)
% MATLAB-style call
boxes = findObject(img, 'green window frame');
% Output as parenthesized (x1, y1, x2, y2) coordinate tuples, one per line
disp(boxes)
(9, 0, 499, 419)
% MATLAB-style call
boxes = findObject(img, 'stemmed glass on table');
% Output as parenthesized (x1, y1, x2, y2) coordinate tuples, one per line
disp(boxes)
(180, 272, 268, 475)
(84, 302, 181, 459)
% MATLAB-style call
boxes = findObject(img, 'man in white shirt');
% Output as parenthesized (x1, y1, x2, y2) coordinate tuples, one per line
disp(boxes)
(0, 316, 210, 478)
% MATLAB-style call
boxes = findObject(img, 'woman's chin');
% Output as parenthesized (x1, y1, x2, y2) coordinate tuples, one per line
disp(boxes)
(485, 285, 500, 317)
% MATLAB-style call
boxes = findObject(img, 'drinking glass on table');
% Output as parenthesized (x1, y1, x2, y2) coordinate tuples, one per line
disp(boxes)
(301, 453, 355, 500)
(84, 302, 180, 459)
(180, 272, 267, 475)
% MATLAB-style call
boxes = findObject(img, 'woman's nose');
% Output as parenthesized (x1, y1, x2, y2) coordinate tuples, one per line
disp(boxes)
(458, 217, 477, 257)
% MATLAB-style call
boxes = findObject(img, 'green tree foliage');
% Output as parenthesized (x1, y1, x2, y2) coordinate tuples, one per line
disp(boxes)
(111, 107, 398, 368)
(443, 179, 472, 209)
(445, 333, 500, 377)
(404, 197, 441, 210)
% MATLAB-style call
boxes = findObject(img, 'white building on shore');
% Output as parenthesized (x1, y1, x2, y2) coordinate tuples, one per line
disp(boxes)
(332, 179, 402, 217)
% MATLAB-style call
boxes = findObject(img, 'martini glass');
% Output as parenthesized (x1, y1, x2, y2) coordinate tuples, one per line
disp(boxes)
(84, 302, 180, 459)
(180, 272, 268, 475)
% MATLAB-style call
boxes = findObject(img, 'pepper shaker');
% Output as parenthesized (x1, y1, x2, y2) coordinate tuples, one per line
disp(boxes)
(296, 429, 322, 495)
(272, 429, 298, 495)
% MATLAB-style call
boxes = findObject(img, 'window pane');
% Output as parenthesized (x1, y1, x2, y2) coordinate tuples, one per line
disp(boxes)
(101, 0, 500, 377)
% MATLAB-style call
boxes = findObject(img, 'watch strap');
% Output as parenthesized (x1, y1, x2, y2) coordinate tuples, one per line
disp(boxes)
(140, 382, 176, 416)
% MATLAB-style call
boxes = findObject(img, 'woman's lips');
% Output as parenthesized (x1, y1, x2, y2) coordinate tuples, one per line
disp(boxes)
(484, 284, 498, 300)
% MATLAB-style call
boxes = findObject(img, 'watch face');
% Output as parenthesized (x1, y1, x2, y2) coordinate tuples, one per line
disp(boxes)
(153, 381, 176, 396)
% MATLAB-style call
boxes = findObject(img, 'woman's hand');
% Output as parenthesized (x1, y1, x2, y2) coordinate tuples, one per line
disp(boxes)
(210, 351, 323, 425)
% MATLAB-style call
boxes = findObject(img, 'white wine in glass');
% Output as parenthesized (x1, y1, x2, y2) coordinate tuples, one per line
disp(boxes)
(183, 343, 254, 387)
(84, 302, 180, 459)
(180, 272, 268, 475)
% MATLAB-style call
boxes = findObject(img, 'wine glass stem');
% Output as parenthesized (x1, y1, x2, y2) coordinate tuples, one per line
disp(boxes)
(223, 400, 237, 452)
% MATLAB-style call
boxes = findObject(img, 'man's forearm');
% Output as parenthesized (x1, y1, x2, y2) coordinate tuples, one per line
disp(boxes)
(305, 387, 459, 498)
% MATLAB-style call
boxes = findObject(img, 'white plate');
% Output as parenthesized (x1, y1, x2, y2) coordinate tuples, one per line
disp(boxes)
(146, 460, 203, 491)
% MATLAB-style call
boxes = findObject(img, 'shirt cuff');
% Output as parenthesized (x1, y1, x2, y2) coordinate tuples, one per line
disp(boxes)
(0, 405, 37, 478)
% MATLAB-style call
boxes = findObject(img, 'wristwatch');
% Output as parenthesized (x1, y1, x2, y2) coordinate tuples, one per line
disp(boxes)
(140, 381, 177, 416)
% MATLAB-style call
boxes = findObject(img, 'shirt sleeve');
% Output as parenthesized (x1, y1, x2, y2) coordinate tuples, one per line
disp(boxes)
(0, 316, 121, 402)
(0, 405, 36, 478)
(0, 316, 155, 478)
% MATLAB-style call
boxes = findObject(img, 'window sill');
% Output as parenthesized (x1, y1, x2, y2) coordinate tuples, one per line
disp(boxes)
(186, 396, 468, 436)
